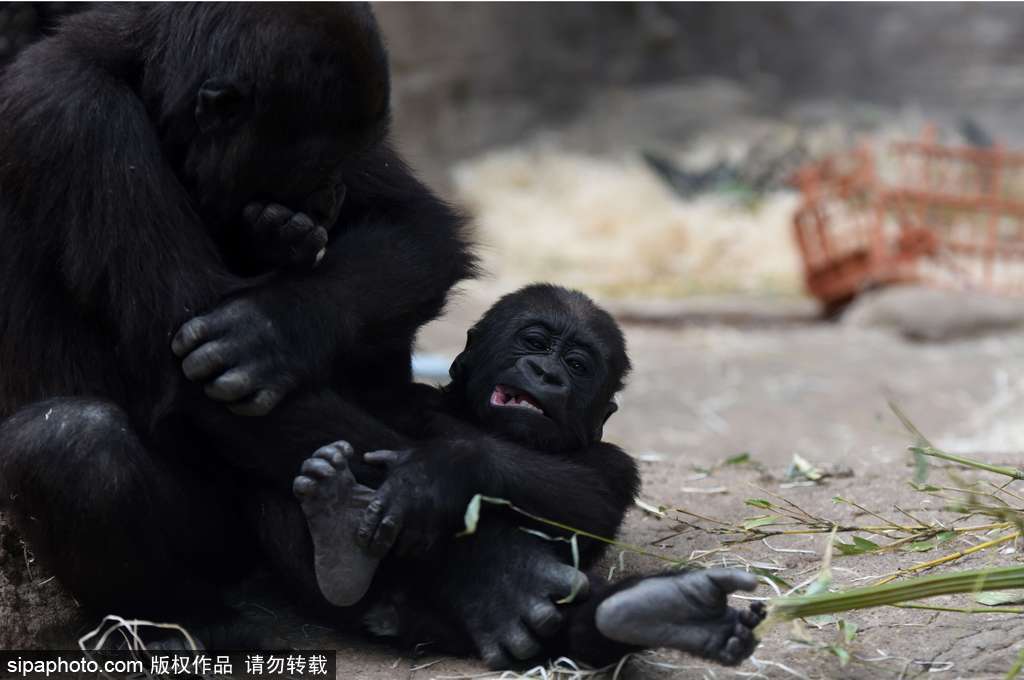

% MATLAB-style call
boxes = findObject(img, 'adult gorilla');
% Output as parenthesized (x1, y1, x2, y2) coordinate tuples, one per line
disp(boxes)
(0, 3, 484, 619)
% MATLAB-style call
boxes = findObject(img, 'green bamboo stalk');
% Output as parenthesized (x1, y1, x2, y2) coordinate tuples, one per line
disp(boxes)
(771, 565, 1024, 620)
(911, 446, 1024, 480)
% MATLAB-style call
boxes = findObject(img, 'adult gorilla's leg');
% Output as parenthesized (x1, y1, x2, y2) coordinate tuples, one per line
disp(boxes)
(191, 387, 403, 609)
(184, 388, 403, 486)
(0, 398, 244, 617)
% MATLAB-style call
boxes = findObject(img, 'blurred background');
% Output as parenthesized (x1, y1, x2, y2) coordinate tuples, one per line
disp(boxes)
(375, 3, 1024, 301)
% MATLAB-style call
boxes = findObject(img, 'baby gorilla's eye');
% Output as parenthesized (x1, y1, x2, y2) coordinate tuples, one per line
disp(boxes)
(567, 358, 587, 374)
(524, 335, 548, 351)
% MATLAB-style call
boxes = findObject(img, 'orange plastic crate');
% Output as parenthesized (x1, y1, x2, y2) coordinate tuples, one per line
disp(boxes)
(793, 129, 1024, 310)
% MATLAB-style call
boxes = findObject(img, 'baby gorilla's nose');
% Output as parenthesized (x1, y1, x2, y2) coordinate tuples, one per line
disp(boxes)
(525, 357, 567, 389)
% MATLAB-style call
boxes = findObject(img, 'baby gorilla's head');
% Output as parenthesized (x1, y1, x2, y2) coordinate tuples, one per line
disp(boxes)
(448, 284, 630, 451)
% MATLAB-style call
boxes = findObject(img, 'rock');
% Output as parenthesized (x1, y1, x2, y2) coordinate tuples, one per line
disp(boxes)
(0, 513, 81, 648)
(842, 285, 1024, 341)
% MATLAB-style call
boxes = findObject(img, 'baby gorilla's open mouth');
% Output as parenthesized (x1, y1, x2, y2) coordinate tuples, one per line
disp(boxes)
(489, 384, 545, 416)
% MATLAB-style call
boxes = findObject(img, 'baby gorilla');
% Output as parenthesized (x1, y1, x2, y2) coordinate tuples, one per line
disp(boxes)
(293, 284, 765, 668)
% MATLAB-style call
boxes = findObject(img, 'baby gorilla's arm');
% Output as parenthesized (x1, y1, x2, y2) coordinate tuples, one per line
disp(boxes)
(356, 438, 638, 561)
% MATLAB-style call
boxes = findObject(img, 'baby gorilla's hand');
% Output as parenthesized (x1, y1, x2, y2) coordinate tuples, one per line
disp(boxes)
(357, 449, 459, 558)
(242, 202, 328, 270)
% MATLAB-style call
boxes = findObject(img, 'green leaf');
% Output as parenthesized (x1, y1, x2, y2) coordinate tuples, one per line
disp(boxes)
(457, 494, 512, 537)
(906, 539, 937, 552)
(458, 494, 482, 537)
(789, 454, 823, 481)
(742, 515, 782, 530)
(557, 535, 583, 604)
(907, 531, 957, 552)
(744, 498, 774, 509)
(838, 619, 859, 644)
(836, 536, 879, 555)
(913, 447, 930, 485)
(724, 452, 751, 466)
(832, 646, 851, 667)
(976, 591, 1024, 607)
(749, 566, 792, 591)
(804, 569, 833, 597)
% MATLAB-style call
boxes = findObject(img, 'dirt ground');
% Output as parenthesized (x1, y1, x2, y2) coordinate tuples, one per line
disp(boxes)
(2, 288, 1023, 680)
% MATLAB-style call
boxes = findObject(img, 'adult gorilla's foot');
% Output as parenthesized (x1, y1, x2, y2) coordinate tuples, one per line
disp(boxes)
(293, 441, 379, 607)
(594, 569, 765, 666)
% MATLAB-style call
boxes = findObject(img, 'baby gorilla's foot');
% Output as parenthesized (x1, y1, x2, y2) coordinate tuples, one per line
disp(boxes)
(594, 569, 765, 666)
(293, 441, 379, 607)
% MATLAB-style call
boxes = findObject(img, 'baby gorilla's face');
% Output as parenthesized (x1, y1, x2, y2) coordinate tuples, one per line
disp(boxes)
(452, 285, 629, 451)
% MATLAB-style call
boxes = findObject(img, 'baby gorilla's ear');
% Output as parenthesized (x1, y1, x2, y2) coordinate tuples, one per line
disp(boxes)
(603, 400, 619, 424)
(591, 400, 619, 442)
(448, 328, 478, 383)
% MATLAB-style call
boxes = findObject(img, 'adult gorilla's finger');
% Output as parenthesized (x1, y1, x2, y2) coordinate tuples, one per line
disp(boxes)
(204, 369, 255, 402)
(501, 622, 542, 660)
(524, 599, 563, 638)
(289, 226, 329, 267)
(363, 450, 403, 467)
(172, 317, 218, 357)
(181, 341, 233, 381)
(227, 388, 283, 417)
(543, 563, 590, 601)
(278, 212, 317, 241)
(245, 203, 292, 239)
(704, 568, 759, 594)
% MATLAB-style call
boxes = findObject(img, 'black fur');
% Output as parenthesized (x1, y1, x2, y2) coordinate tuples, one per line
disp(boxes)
(0, 6, 760, 670)
(0, 3, 473, 617)
(354, 285, 643, 667)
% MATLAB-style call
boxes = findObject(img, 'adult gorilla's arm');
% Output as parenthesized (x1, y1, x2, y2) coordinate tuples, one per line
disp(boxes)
(0, 29, 241, 422)
(172, 145, 476, 415)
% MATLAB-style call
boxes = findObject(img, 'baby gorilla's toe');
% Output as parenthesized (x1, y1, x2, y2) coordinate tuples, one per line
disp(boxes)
(716, 618, 758, 666)
(740, 602, 767, 629)
(312, 440, 353, 465)
(300, 456, 336, 479)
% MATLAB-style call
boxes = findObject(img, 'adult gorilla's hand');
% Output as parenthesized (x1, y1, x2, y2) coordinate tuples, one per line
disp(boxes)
(242, 202, 329, 271)
(172, 298, 300, 416)
(447, 536, 589, 669)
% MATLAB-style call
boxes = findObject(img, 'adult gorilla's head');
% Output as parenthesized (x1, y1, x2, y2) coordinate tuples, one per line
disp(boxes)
(140, 3, 390, 231)
(449, 285, 631, 451)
